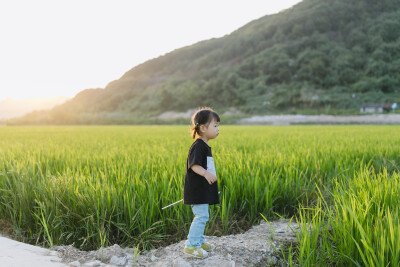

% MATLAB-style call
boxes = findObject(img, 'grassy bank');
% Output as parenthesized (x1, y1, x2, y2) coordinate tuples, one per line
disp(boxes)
(280, 165, 400, 266)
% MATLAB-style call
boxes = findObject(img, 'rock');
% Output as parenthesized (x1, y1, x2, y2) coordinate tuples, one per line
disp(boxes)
(223, 245, 232, 253)
(112, 244, 121, 249)
(53, 245, 66, 252)
(123, 247, 138, 256)
(143, 250, 151, 257)
(84, 260, 101, 266)
(151, 254, 158, 261)
(218, 260, 236, 267)
(252, 256, 262, 264)
(69, 261, 81, 267)
(125, 253, 135, 260)
(110, 255, 127, 266)
(95, 245, 125, 263)
(172, 257, 191, 267)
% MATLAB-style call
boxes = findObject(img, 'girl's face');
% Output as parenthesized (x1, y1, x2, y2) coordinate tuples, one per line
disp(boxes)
(203, 118, 219, 140)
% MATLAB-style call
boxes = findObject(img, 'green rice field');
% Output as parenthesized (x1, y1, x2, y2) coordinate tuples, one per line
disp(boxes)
(0, 125, 399, 266)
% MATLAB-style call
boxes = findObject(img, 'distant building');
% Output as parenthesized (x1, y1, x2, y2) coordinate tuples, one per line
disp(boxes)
(360, 104, 383, 113)
(360, 103, 396, 113)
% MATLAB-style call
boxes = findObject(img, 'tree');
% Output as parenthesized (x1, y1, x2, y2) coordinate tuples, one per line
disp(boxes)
(380, 20, 400, 42)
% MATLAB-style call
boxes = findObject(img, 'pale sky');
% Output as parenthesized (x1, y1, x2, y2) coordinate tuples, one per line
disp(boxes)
(0, 0, 302, 100)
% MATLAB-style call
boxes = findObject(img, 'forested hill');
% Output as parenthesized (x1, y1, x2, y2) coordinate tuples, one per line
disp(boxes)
(9, 0, 400, 125)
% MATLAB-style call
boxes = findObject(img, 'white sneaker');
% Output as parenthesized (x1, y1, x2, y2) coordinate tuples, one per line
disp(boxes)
(183, 246, 208, 258)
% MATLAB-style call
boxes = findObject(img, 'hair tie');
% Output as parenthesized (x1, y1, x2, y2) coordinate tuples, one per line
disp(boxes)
(195, 122, 199, 126)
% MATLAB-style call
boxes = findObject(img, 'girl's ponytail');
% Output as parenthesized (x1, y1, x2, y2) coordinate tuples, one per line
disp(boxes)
(191, 123, 199, 139)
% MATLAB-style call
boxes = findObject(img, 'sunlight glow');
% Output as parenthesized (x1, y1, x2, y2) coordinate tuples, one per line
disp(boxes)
(0, 0, 302, 100)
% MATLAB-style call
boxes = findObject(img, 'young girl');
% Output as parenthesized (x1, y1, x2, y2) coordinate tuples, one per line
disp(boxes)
(183, 107, 220, 259)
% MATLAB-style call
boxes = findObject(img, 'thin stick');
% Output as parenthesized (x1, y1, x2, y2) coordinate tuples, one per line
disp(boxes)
(162, 199, 183, 210)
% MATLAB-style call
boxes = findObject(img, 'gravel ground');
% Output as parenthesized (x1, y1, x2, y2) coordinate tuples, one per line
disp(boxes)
(1, 212, 301, 267)
(49, 218, 300, 267)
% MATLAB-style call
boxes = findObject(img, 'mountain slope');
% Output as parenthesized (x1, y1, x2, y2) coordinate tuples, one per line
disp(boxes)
(9, 0, 400, 125)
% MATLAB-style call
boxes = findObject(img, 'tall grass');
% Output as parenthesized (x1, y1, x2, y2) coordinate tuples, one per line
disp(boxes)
(282, 166, 400, 266)
(0, 125, 399, 251)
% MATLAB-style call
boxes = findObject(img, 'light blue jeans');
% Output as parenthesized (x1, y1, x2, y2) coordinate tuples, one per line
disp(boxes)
(185, 204, 209, 247)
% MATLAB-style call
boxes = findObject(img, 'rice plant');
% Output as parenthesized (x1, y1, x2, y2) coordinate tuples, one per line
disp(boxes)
(0, 125, 399, 253)
(281, 167, 400, 266)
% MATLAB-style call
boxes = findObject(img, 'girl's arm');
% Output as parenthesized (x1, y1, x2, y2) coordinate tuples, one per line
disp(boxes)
(191, 164, 217, 185)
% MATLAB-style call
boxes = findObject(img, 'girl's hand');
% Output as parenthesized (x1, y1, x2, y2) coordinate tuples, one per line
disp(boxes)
(204, 171, 217, 185)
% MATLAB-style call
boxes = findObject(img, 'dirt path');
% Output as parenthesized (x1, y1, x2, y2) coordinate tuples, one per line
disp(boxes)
(0, 234, 66, 267)
(0, 218, 300, 266)
(131, 218, 299, 266)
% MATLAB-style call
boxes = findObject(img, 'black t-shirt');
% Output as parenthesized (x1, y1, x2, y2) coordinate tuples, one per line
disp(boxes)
(183, 138, 219, 205)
